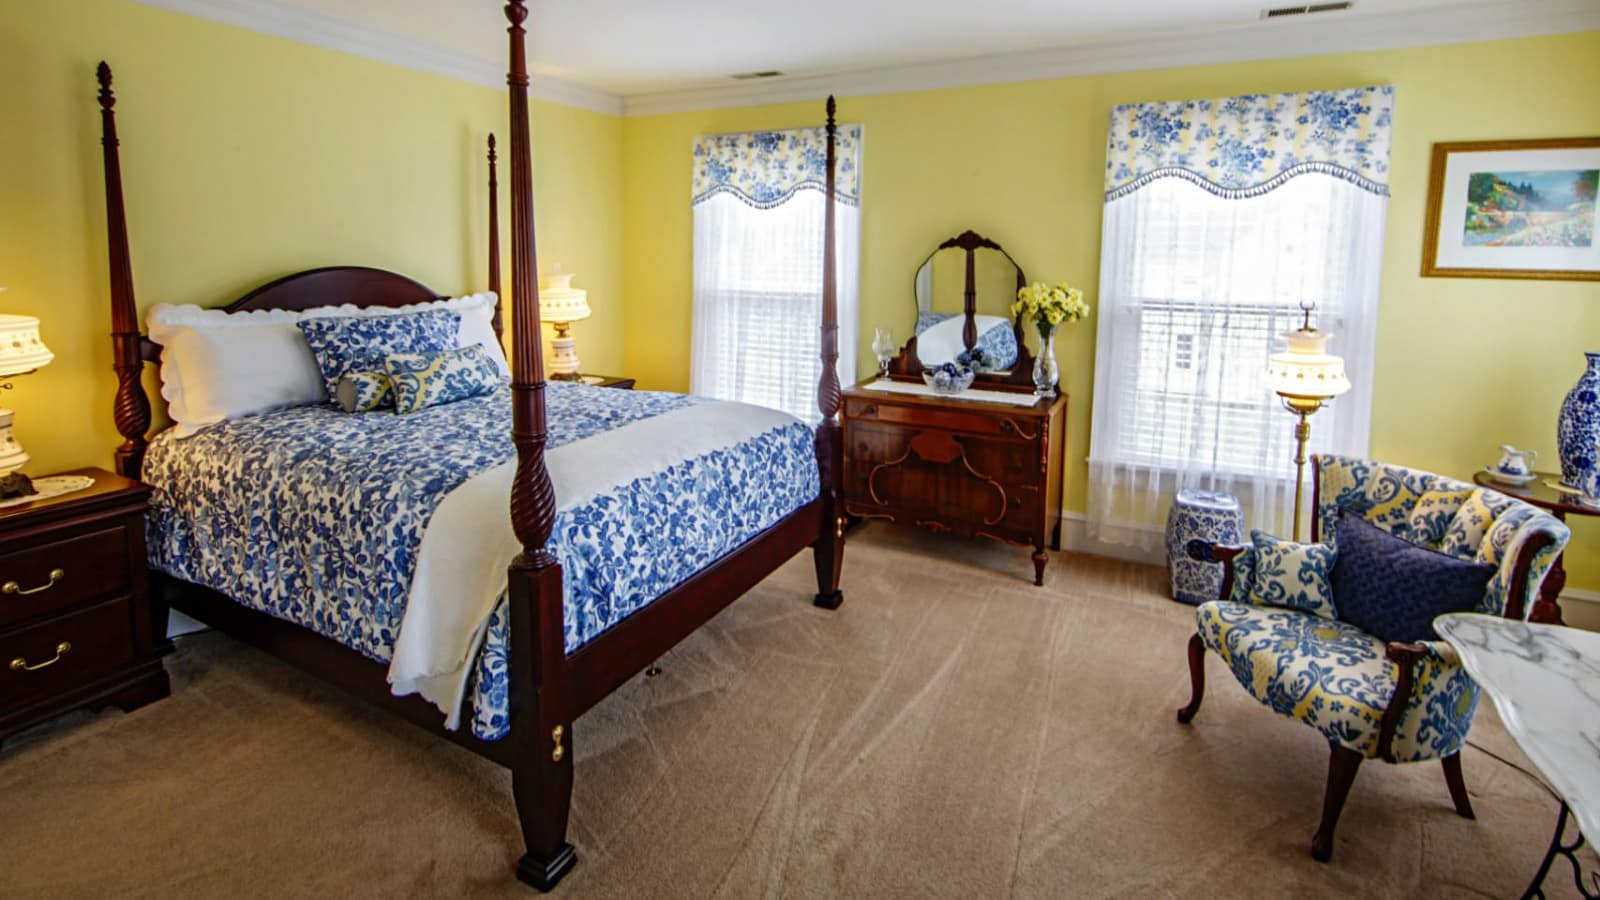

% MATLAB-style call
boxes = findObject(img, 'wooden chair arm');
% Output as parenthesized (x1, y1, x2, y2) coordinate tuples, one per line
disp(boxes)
(1375, 641, 1429, 763)
(1186, 541, 1246, 603)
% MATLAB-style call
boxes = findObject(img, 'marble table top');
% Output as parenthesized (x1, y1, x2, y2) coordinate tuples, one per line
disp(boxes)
(1436, 613, 1600, 849)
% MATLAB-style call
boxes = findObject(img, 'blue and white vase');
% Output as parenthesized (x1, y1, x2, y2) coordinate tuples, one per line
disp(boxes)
(1557, 351, 1600, 498)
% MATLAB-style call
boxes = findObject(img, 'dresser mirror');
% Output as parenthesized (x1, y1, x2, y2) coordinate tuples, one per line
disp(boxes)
(893, 230, 1035, 386)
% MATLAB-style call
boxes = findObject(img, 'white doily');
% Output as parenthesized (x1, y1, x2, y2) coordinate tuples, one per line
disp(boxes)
(0, 474, 97, 510)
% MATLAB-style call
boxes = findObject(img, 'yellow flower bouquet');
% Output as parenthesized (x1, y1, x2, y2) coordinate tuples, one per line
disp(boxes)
(1012, 282, 1090, 339)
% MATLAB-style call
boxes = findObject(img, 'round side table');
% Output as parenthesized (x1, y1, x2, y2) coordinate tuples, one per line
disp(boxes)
(1472, 470, 1599, 625)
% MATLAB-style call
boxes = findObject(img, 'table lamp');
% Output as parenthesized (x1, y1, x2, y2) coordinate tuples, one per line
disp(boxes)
(1267, 301, 1350, 541)
(0, 308, 56, 492)
(539, 269, 590, 381)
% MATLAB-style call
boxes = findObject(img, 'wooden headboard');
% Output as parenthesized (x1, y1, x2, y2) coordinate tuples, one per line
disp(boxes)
(225, 266, 440, 315)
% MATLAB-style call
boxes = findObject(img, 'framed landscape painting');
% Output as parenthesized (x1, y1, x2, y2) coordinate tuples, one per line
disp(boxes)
(1422, 137, 1600, 281)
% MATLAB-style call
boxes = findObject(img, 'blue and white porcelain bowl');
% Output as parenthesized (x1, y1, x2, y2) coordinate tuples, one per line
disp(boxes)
(922, 363, 975, 395)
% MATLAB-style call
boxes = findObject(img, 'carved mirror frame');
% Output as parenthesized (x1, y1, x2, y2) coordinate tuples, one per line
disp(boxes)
(890, 229, 1036, 388)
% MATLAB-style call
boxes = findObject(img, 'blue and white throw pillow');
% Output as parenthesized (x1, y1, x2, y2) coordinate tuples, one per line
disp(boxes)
(384, 344, 503, 414)
(333, 370, 393, 412)
(1248, 529, 1337, 619)
(1439, 488, 1515, 560)
(297, 309, 461, 398)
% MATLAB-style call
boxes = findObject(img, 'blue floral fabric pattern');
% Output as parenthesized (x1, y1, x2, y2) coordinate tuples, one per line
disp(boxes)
(143, 383, 821, 740)
(297, 310, 462, 398)
(384, 345, 503, 414)
(1197, 601, 1479, 761)
(466, 422, 821, 739)
(1405, 488, 1473, 549)
(1248, 530, 1337, 619)
(915, 311, 1020, 370)
(1104, 85, 1395, 200)
(334, 371, 393, 412)
(692, 123, 863, 208)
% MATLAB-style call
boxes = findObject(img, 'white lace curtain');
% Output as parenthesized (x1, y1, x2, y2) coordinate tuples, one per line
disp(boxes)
(1086, 86, 1394, 548)
(689, 125, 862, 421)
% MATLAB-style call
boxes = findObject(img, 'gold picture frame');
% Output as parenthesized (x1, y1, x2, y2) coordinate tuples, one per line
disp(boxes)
(1421, 137, 1600, 281)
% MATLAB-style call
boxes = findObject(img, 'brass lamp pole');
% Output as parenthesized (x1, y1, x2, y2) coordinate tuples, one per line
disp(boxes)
(1268, 302, 1350, 541)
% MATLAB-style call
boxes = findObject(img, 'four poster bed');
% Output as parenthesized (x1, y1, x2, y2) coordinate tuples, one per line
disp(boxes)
(94, 2, 847, 890)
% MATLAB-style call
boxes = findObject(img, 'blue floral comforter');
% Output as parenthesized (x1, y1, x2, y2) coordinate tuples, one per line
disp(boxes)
(144, 381, 819, 740)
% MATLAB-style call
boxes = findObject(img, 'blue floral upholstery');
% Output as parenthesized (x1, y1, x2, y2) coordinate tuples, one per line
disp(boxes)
(1194, 454, 1570, 762)
(297, 310, 461, 397)
(334, 371, 393, 412)
(1197, 602, 1477, 761)
(1247, 530, 1337, 618)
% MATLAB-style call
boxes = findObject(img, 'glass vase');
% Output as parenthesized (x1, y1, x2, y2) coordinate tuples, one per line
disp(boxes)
(1032, 325, 1059, 397)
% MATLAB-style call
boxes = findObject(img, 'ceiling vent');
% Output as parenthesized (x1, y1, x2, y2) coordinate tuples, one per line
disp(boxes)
(730, 70, 785, 80)
(1262, 2, 1353, 18)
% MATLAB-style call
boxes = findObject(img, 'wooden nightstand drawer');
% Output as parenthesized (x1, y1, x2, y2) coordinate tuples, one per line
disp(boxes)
(0, 597, 136, 704)
(0, 524, 132, 629)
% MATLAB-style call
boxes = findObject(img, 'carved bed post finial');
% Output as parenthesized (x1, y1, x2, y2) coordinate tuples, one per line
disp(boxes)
(817, 95, 841, 432)
(97, 61, 151, 479)
(488, 133, 503, 338)
(503, 0, 556, 565)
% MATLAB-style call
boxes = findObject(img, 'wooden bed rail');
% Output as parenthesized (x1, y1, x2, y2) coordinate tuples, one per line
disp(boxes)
(97, 62, 151, 482)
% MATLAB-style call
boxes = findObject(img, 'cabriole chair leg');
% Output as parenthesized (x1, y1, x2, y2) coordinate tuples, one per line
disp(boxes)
(1311, 744, 1364, 863)
(1176, 632, 1206, 724)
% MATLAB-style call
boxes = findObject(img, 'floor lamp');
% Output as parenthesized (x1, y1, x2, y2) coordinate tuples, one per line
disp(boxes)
(1267, 304, 1350, 541)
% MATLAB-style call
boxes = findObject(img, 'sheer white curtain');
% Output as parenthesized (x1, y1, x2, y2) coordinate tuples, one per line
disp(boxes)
(688, 124, 862, 422)
(1087, 86, 1393, 549)
(690, 193, 859, 421)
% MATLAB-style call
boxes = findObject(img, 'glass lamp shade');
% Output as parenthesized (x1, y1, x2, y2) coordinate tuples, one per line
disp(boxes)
(538, 273, 591, 325)
(1267, 327, 1350, 402)
(0, 314, 53, 378)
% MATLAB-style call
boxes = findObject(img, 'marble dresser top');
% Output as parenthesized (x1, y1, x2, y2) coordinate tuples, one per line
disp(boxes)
(1436, 613, 1600, 848)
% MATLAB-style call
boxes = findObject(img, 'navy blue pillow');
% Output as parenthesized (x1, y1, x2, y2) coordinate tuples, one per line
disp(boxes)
(1329, 508, 1495, 644)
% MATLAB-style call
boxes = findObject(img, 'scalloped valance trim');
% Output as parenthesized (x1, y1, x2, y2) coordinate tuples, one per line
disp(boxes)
(692, 123, 863, 208)
(1105, 162, 1391, 202)
(1104, 85, 1394, 199)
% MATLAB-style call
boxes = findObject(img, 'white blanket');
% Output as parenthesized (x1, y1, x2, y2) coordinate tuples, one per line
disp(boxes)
(387, 399, 800, 728)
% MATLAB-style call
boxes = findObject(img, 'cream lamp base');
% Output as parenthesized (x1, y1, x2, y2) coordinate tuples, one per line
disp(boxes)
(0, 407, 29, 476)
(548, 323, 581, 381)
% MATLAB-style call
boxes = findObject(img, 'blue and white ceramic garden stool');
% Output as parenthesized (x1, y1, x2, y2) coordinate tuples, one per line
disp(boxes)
(1164, 489, 1244, 605)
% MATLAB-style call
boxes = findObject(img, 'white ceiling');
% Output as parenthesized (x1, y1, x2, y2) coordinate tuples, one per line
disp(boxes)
(141, 0, 1600, 112)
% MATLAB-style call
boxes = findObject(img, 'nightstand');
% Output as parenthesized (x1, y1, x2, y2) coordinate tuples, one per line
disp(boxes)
(577, 374, 635, 389)
(0, 467, 168, 745)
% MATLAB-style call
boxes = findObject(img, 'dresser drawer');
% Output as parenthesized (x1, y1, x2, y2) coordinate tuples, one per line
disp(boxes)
(0, 597, 136, 704)
(844, 397, 1038, 441)
(0, 525, 132, 629)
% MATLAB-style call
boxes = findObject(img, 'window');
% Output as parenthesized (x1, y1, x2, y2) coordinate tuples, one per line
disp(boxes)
(1087, 86, 1391, 545)
(689, 126, 862, 421)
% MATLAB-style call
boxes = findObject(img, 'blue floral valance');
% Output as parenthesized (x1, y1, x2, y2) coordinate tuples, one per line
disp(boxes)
(692, 124, 863, 208)
(1104, 85, 1394, 200)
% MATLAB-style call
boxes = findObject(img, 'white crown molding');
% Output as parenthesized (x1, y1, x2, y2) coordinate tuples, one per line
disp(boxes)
(130, 0, 624, 116)
(623, 0, 1600, 116)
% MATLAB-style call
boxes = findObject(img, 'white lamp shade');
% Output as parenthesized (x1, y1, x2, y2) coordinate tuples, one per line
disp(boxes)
(0, 314, 53, 378)
(539, 273, 591, 325)
(1267, 328, 1350, 400)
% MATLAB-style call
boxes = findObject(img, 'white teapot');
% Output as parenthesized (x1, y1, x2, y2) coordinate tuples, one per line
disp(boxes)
(1495, 445, 1537, 478)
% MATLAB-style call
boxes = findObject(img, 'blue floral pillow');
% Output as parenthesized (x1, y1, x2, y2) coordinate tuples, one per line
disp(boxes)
(297, 310, 461, 398)
(384, 344, 502, 414)
(1248, 530, 1337, 619)
(333, 371, 393, 412)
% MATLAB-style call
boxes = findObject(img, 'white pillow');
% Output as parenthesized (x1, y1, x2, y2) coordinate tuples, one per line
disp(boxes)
(148, 291, 509, 438)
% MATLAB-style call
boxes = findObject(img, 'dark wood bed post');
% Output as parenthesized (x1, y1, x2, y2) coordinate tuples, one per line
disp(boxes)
(502, 1, 577, 891)
(488, 133, 504, 339)
(98, 62, 150, 481)
(812, 96, 846, 610)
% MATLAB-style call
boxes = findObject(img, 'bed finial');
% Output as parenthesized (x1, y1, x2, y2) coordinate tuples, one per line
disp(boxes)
(487, 132, 502, 337)
(97, 61, 151, 480)
(826, 94, 835, 128)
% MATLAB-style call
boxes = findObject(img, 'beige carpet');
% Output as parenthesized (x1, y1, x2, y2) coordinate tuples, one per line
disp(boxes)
(0, 524, 1578, 899)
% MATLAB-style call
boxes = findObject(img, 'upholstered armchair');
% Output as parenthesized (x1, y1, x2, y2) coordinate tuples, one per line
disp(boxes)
(1176, 454, 1570, 862)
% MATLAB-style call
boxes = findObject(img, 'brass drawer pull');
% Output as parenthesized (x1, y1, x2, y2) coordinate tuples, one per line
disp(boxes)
(11, 641, 71, 672)
(3, 569, 65, 596)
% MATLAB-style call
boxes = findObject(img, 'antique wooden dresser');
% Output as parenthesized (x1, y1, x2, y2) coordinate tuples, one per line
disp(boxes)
(841, 386, 1067, 584)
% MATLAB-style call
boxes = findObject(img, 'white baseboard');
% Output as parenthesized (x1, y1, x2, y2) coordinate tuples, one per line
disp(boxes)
(1058, 512, 1166, 566)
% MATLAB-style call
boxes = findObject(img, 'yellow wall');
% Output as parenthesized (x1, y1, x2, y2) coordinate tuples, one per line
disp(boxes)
(621, 31, 1600, 591)
(0, 0, 623, 476)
